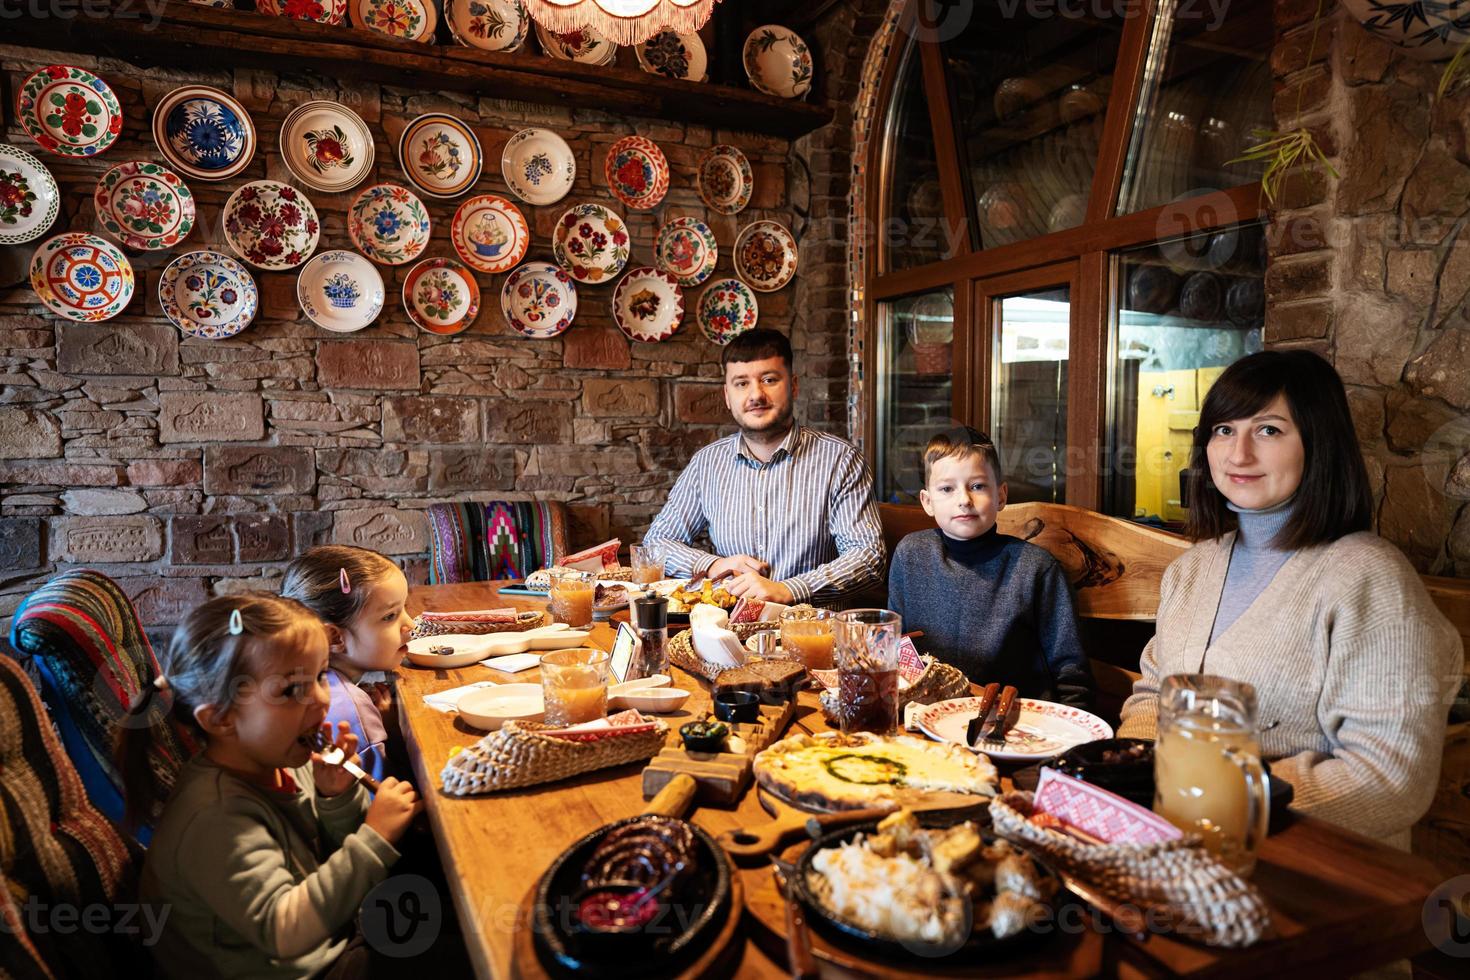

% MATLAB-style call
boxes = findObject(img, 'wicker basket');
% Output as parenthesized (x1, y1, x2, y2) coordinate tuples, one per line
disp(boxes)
(525, 565, 635, 591)
(989, 791, 1272, 948)
(819, 657, 971, 725)
(411, 610, 547, 639)
(440, 718, 670, 795)
(668, 622, 776, 681)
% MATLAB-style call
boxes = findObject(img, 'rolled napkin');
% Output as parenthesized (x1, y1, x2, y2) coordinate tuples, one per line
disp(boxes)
(729, 597, 790, 624)
(689, 603, 730, 631)
(557, 538, 622, 572)
(419, 607, 518, 624)
(423, 680, 497, 713)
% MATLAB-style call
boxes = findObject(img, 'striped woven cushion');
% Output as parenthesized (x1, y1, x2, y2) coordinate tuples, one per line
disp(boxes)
(428, 501, 567, 583)
(8, 569, 193, 830)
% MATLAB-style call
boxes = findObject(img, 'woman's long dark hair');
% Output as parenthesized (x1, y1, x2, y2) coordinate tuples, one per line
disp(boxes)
(1184, 350, 1373, 548)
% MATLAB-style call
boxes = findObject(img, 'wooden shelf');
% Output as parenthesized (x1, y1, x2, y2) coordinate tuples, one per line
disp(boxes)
(10, 1, 833, 140)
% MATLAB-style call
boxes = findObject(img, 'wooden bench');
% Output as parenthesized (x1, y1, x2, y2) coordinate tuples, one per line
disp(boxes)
(876, 501, 1470, 879)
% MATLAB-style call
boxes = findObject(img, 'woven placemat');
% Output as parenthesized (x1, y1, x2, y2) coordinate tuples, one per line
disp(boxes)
(667, 622, 777, 680)
(441, 718, 669, 795)
(411, 610, 547, 638)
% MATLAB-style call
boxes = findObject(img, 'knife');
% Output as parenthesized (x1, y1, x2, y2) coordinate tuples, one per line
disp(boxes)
(981, 685, 1019, 743)
(770, 855, 820, 979)
(967, 682, 1001, 747)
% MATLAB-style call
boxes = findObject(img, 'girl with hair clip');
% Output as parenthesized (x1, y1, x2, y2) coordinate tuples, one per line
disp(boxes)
(281, 545, 416, 785)
(119, 593, 420, 979)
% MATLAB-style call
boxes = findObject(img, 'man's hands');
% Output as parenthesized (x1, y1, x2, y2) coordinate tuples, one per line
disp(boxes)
(707, 554, 768, 580)
(705, 555, 792, 602)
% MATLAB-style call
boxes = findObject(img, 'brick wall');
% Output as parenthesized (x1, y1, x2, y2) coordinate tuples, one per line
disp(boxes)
(0, 34, 851, 627)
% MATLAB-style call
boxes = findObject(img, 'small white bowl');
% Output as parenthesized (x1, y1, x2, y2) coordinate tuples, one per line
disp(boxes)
(457, 683, 545, 731)
(611, 687, 691, 714)
(608, 674, 671, 698)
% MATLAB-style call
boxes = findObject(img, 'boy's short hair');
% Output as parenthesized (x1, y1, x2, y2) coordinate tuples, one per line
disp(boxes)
(721, 327, 792, 372)
(923, 426, 1004, 486)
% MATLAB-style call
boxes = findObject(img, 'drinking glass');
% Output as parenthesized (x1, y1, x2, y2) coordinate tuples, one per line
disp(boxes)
(548, 568, 595, 628)
(833, 609, 902, 735)
(1154, 674, 1271, 876)
(540, 648, 609, 726)
(780, 608, 834, 671)
(629, 544, 662, 585)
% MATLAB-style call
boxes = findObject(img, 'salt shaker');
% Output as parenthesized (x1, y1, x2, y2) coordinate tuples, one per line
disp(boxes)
(629, 590, 669, 680)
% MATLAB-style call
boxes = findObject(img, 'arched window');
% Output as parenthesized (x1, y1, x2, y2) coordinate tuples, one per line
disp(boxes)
(855, 0, 1273, 526)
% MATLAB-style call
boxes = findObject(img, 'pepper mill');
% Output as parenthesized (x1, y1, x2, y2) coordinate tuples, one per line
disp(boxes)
(630, 590, 669, 680)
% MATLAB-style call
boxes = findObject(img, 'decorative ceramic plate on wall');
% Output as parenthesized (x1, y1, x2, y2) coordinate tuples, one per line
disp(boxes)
(404, 257, 481, 334)
(697, 144, 751, 215)
(446, 0, 529, 50)
(501, 260, 577, 339)
(604, 135, 669, 211)
(159, 249, 258, 339)
(535, 22, 617, 64)
(93, 161, 196, 252)
(552, 203, 630, 284)
(279, 101, 375, 194)
(17, 66, 123, 158)
(450, 194, 528, 273)
(347, 183, 431, 266)
(501, 127, 575, 206)
(733, 220, 797, 292)
(351, 0, 437, 41)
(654, 216, 716, 287)
(742, 24, 813, 99)
(222, 180, 320, 270)
(696, 277, 758, 346)
(397, 113, 483, 199)
(635, 30, 708, 81)
(29, 232, 135, 322)
(257, 0, 348, 24)
(612, 266, 683, 343)
(0, 144, 61, 245)
(298, 250, 385, 333)
(153, 85, 256, 182)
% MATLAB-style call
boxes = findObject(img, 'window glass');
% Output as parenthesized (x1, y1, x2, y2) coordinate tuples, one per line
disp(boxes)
(876, 289, 956, 503)
(993, 286, 1071, 503)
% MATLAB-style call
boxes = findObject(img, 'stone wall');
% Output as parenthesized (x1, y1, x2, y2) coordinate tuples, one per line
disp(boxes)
(0, 34, 849, 628)
(1269, 1, 1470, 576)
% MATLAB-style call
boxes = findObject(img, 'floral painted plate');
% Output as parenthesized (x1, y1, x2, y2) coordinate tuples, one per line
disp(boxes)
(279, 101, 375, 194)
(153, 85, 256, 182)
(446, 0, 528, 50)
(697, 278, 758, 346)
(535, 22, 617, 64)
(604, 135, 669, 211)
(257, 0, 348, 24)
(348, 183, 431, 266)
(0, 144, 61, 245)
(501, 127, 576, 206)
(404, 257, 481, 335)
(612, 267, 683, 343)
(29, 232, 135, 322)
(17, 66, 123, 158)
(397, 113, 483, 199)
(734, 220, 798, 292)
(159, 250, 258, 339)
(450, 194, 528, 274)
(222, 180, 321, 271)
(500, 261, 577, 339)
(552, 203, 630, 284)
(635, 30, 708, 81)
(298, 250, 385, 333)
(742, 24, 813, 99)
(93, 161, 196, 252)
(915, 696, 1113, 762)
(697, 144, 752, 215)
(654, 217, 717, 287)
(351, 0, 437, 41)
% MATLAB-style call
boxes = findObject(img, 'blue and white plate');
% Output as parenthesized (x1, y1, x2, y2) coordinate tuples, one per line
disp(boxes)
(297, 250, 384, 333)
(501, 128, 575, 206)
(152, 85, 257, 182)
(159, 249, 258, 339)
(500, 260, 576, 338)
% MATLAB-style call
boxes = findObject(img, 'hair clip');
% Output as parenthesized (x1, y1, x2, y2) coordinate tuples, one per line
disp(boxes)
(228, 609, 244, 636)
(152, 674, 171, 692)
(339, 567, 352, 595)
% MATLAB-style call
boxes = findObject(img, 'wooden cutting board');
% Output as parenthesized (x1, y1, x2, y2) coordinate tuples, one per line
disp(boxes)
(640, 698, 795, 806)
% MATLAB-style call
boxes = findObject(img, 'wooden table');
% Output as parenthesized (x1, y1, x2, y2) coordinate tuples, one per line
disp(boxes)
(400, 582, 1450, 979)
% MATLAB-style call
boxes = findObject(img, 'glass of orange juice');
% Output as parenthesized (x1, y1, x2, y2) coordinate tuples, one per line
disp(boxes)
(548, 568, 595, 628)
(780, 608, 834, 671)
(630, 544, 662, 585)
(540, 648, 609, 726)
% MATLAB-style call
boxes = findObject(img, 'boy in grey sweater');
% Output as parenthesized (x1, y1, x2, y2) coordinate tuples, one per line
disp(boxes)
(887, 427, 1093, 708)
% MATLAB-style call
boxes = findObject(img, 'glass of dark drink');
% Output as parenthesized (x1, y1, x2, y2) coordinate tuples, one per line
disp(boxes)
(833, 609, 902, 735)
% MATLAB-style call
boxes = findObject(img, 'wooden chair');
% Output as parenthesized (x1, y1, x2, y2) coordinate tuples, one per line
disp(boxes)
(427, 499, 570, 584)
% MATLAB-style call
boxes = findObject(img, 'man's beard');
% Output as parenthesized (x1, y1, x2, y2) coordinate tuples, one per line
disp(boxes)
(738, 401, 794, 438)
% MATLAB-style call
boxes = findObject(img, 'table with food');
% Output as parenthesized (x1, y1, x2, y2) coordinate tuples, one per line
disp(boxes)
(397, 569, 1450, 980)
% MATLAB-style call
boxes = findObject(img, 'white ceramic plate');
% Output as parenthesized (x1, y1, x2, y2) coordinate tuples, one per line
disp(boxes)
(535, 21, 616, 64)
(279, 100, 375, 194)
(93, 161, 196, 251)
(610, 687, 690, 714)
(222, 180, 320, 270)
(152, 85, 257, 182)
(29, 232, 134, 322)
(915, 696, 1114, 762)
(612, 266, 683, 343)
(407, 633, 513, 667)
(403, 256, 480, 335)
(347, 183, 431, 266)
(501, 127, 575, 206)
(635, 30, 708, 81)
(397, 112, 483, 199)
(446, 0, 529, 50)
(159, 249, 258, 339)
(552, 202, 630, 284)
(500, 260, 577, 338)
(734, 220, 798, 292)
(450, 193, 528, 274)
(0, 144, 61, 244)
(696, 277, 759, 346)
(697, 144, 752, 215)
(351, 0, 437, 42)
(654, 216, 717, 287)
(297, 250, 384, 333)
(457, 683, 545, 731)
(742, 24, 813, 99)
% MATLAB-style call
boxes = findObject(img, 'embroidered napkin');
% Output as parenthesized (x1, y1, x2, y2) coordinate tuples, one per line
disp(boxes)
(1032, 767, 1183, 845)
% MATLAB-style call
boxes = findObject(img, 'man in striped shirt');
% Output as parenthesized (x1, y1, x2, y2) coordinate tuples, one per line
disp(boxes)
(643, 329, 885, 605)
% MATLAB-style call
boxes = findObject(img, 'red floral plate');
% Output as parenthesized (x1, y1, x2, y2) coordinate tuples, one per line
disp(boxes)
(914, 696, 1113, 763)
(17, 65, 122, 158)
(222, 180, 321, 271)
(257, 0, 348, 24)
(604, 135, 669, 211)
(403, 256, 480, 335)
(552, 203, 630, 284)
(94, 161, 196, 251)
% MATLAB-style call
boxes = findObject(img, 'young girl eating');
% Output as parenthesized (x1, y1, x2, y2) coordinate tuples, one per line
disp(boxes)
(120, 593, 420, 979)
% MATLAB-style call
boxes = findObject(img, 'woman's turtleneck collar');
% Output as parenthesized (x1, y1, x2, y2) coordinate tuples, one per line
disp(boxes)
(937, 524, 1005, 562)
(1227, 495, 1295, 552)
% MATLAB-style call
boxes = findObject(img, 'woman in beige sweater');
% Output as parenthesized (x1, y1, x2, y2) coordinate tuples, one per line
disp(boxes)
(1119, 351, 1463, 847)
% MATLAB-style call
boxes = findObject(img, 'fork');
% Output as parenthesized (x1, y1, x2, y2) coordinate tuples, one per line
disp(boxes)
(307, 728, 381, 793)
(975, 685, 1018, 748)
